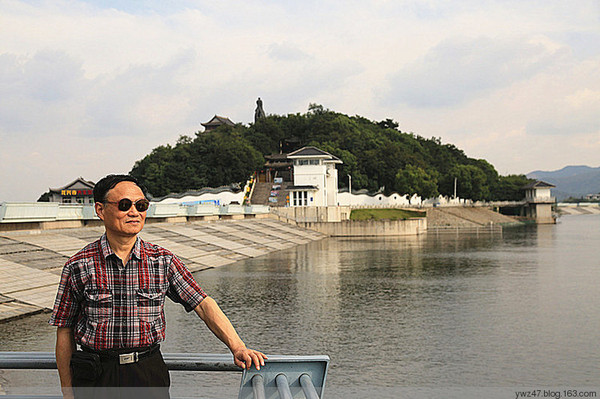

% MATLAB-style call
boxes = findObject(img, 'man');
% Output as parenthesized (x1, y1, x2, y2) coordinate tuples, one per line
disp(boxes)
(50, 174, 266, 398)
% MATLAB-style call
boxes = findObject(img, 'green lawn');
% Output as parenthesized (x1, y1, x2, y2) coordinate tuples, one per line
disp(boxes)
(349, 208, 426, 221)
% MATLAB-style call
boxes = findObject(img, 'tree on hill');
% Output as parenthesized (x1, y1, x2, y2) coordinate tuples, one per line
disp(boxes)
(129, 105, 523, 201)
(130, 126, 263, 197)
(441, 164, 489, 201)
(395, 165, 439, 198)
(492, 175, 532, 201)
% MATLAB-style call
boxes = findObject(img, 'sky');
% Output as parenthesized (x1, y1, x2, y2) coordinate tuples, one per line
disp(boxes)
(1, 0, 599, 201)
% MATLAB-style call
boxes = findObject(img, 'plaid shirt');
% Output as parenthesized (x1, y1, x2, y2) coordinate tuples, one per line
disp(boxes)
(49, 234, 207, 350)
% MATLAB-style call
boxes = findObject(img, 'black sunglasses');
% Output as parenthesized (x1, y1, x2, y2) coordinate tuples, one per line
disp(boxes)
(104, 198, 150, 212)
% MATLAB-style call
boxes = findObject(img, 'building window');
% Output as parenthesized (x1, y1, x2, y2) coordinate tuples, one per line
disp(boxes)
(291, 191, 311, 206)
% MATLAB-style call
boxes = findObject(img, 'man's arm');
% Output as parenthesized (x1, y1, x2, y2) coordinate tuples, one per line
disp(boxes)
(56, 327, 76, 398)
(194, 297, 267, 370)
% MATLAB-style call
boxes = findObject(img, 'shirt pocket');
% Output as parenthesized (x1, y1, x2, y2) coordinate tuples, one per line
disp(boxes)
(136, 288, 165, 323)
(84, 289, 113, 323)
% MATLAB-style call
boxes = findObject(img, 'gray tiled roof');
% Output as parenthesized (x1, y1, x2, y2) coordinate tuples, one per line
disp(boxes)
(522, 180, 555, 189)
(49, 177, 95, 192)
(288, 146, 332, 157)
(201, 115, 235, 127)
(287, 146, 342, 162)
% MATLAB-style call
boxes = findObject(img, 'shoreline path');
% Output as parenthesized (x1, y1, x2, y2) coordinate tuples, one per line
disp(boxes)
(0, 219, 324, 322)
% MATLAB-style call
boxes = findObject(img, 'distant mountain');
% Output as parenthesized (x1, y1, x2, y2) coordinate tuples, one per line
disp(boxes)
(527, 165, 600, 200)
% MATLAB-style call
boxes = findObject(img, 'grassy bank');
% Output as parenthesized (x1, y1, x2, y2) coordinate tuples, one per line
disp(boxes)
(350, 208, 426, 221)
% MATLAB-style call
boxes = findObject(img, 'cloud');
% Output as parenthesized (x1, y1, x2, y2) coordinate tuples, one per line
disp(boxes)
(1, 0, 599, 200)
(382, 36, 567, 108)
(11, 51, 84, 102)
(75, 0, 199, 15)
(0, 49, 200, 139)
(268, 42, 311, 62)
(527, 88, 600, 136)
(0, 51, 87, 136)
(561, 31, 600, 60)
(384, 50, 600, 175)
(81, 49, 199, 138)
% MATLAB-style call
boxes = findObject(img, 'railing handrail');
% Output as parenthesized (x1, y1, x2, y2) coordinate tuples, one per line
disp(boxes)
(0, 352, 331, 399)
(0, 352, 329, 371)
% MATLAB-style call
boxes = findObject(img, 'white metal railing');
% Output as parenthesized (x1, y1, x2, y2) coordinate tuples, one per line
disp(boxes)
(0, 202, 270, 224)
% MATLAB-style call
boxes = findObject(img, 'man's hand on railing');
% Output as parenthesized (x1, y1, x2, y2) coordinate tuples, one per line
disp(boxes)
(232, 347, 267, 371)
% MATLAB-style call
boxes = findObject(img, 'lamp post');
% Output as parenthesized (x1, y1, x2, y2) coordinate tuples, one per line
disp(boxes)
(453, 177, 457, 199)
(348, 174, 352, 195)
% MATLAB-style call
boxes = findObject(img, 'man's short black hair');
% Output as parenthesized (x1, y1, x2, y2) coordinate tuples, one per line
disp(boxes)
(93, 174, 147, 203)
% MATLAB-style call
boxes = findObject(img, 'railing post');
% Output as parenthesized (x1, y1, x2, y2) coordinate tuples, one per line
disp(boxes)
(275, 373, 293, 399)
(251, 374, 265, 399)
(299, 373, 320, 399)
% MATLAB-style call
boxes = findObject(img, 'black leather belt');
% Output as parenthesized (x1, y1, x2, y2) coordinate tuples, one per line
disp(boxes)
(82, 344, 160, 365)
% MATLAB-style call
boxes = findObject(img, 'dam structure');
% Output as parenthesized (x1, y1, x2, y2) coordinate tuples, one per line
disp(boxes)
(0, 219, 325, 322)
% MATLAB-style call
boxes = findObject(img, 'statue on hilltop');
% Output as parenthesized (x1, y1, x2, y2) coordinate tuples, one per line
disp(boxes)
(254, 97, 266, 123)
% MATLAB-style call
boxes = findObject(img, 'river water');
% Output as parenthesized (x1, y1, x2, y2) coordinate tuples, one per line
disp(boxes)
(1, 215, 599, 398)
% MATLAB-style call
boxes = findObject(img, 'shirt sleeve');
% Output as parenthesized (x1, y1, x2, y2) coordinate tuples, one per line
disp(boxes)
(166, 255, 207, 312)
(49, 262, 79, 327)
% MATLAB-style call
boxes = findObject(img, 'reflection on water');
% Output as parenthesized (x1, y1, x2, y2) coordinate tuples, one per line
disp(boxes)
(1, 215, 599, 397)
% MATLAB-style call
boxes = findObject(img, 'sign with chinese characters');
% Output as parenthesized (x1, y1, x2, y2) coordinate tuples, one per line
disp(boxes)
(61, 189, 93, 196)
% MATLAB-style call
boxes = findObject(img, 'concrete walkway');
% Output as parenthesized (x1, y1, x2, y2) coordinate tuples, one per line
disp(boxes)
(0, 219, 324, 322)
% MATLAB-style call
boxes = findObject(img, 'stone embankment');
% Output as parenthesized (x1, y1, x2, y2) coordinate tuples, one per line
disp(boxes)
(0, 219, 325, 322)
(427, 207, 520, 228)
(558, 204, 600, 215)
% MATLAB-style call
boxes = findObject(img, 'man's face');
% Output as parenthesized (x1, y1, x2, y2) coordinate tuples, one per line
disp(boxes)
(95, 181, 147, 238)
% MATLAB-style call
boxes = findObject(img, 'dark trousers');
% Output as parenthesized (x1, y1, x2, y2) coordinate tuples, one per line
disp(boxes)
(72, 349, 170, 399)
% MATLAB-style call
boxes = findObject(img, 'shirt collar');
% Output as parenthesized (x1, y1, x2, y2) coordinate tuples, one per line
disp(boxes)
(131, 236, 142, 260)
(100, 233, 142, 261)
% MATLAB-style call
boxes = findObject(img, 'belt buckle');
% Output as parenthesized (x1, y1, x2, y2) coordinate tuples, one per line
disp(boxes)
(119, 352, 137, 365)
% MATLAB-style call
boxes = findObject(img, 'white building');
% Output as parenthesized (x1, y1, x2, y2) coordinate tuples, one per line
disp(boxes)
(47, 177, 95, 204)
(524, 180, 554, 202)
(522, 180, 556, 224)
(286, 147, 342, 207)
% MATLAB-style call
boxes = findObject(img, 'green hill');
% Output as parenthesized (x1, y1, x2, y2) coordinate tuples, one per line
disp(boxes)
(130, 104, 530, 200)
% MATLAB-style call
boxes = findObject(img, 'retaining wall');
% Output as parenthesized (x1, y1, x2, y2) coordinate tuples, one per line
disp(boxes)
(0, 203, 271, 232)
(298, 218, 427, 236)
(271, 206, 351, 223)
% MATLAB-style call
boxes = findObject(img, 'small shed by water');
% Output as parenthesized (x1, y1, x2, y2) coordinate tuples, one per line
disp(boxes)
(522, 180, 556, 224)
